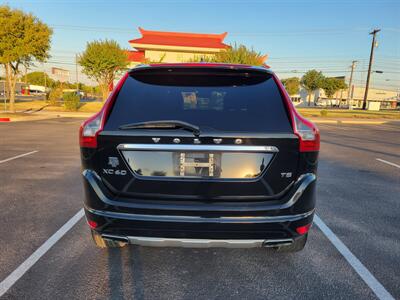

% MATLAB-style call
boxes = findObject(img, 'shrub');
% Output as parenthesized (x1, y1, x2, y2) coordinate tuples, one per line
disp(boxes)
(63, 92, 80, 111)
(47, 87, 63, 105)
(320, 109, 328, 117)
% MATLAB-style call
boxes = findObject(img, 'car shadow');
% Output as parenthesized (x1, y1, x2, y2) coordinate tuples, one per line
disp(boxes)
(105, 245, 292, 299)
(101, 229, 378, 300)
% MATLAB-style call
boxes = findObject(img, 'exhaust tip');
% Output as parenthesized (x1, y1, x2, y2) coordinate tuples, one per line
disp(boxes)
(262, 239, 293, 248)
(102, 234, 129, 244)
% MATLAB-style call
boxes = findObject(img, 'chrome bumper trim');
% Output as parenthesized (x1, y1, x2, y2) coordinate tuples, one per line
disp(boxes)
(83, 170, 316, 211)
(86, 207, 314, 224)
(117, 143, 279, 153)
(101, 234, 294, 248)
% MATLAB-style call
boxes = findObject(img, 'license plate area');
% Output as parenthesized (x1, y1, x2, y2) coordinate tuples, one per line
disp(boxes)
(120, 150, 274, 180)
(178, 152, 217, 177)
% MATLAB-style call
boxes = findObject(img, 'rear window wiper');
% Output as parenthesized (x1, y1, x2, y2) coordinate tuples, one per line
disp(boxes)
(119, 120, 201, 136)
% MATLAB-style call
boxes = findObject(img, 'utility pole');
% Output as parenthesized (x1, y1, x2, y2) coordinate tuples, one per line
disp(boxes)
(75, 54, 79, 92)
(43, 64, 47, 91)
(3, 80, 6, 112)
(24, 66, 28, 96)
(347, 60, 357, 108)
(362, 29, 380, 110)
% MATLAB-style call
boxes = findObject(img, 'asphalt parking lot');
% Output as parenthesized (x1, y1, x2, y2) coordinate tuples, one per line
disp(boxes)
(0, 118, 399, 299)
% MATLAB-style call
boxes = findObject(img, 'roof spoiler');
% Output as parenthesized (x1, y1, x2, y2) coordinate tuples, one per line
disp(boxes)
(129, 63, 272, 74)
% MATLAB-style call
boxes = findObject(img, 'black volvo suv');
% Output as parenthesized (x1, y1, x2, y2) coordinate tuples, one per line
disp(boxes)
(80, 63, 319, 252)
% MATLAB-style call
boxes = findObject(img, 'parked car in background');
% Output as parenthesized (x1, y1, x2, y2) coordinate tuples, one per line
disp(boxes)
(290, 94, 302, 106)
(80, 63, 320, 252)
(62, 89, 84, 99)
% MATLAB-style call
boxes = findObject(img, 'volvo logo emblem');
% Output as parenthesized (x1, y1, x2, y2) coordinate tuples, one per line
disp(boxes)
(213, 138, 222, 144)
(193, 138, 201, 144)
(234, 138, 243, 145)
(152, 137, 160, 143)
(173, 138, 181, 144)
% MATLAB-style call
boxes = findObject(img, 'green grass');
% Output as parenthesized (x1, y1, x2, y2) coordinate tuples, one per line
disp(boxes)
(297, 108, 400, 119)
(6, 100, 104, 113)
(78, 102, 103, 112)
(2, 101, 399, 119)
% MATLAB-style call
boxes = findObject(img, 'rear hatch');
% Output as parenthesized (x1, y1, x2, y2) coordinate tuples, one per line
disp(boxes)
(95, 67, 299, 201)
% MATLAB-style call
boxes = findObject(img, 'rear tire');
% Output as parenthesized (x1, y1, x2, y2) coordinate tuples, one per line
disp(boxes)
(276, 233, 308, 253)
(90, 230, 126, 248)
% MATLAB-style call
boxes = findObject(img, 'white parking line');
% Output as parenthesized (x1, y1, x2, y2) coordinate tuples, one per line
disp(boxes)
(314, 214, 394, 300)
(0, 209, 84, 297)
(0, 208, 394, 298)
(0, 151, 39, 164)
(376, 158, 400, 169)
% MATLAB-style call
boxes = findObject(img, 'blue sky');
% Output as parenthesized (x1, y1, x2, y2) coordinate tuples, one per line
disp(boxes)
(5, 0, 400, 90)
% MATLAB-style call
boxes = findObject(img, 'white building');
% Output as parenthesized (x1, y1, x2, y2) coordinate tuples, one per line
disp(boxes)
(293, 86, 398, 110)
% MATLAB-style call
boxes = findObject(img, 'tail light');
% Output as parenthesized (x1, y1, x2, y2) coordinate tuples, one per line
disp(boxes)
(273, 74, 320, 152)
(293, 111, 320, 152)
(79, 110, 104, 148)
(79, 73, 128, 148)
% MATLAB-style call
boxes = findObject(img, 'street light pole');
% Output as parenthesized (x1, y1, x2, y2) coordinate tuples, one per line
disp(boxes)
(362, 29, 380, 110)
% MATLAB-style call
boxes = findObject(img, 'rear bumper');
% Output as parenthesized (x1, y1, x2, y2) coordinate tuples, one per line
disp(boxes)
(83, 170, 316, 241)
(100, 235, 295, 248)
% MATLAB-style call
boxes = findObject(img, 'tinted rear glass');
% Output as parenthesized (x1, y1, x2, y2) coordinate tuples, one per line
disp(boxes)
(105, 68, 292, 133)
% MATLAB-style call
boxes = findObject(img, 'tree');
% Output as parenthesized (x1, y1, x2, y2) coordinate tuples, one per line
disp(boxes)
(281, 77, 300, 95)
(26, 71, 55, 88)
(78, 40, 128, 101)
(321, 77, 348, 106)
(190, 43, 267, 66)
(336, 78, 348, 91)
(300, 70, 324, 106)
(321, 77, 338, 99)
(0, 6, 52, 112)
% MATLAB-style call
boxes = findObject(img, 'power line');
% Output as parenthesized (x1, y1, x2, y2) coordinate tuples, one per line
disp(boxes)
(50, 24, 371, 36)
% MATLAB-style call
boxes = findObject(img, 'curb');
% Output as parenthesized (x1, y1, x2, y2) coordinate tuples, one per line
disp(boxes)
(0, 118, 11, 122)
(310, 119, 388, 125)
(34, 112, 94, 118)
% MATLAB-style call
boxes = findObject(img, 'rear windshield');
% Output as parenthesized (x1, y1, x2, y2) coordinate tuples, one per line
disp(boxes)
(105, 68, 292, 133)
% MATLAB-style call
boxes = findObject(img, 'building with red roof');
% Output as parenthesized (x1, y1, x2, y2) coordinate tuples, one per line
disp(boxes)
(126, 27, 230, 65)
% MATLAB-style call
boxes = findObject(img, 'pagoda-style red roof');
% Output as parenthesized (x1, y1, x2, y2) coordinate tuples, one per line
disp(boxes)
(129, 27, 229, 49)
(126, 50, 145, 62)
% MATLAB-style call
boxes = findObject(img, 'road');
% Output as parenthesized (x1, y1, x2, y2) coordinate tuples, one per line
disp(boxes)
(0, 118, 399, 299)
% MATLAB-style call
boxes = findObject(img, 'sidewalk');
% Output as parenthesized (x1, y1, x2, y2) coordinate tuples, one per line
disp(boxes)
(0, 111, 95, 122)
(309, 118, 398, 125)
(34, 111, 95, 118)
